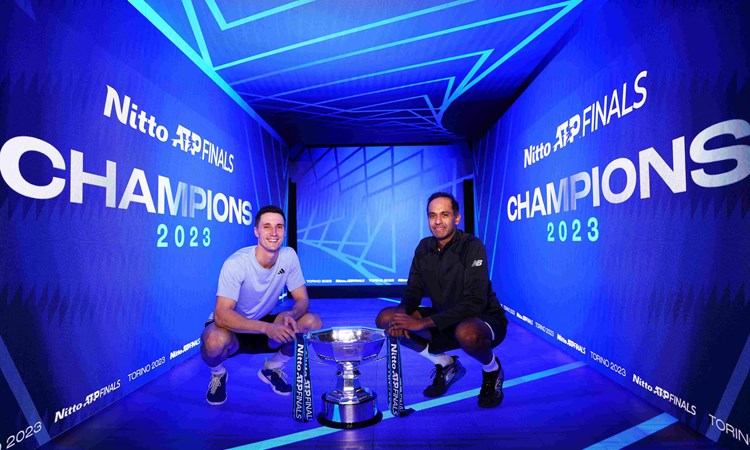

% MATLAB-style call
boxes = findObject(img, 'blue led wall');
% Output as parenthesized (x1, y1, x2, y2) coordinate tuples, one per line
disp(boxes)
(291, 144, 473, 287)
(473, 0, 749, 445)
(0, 2, 286, 447)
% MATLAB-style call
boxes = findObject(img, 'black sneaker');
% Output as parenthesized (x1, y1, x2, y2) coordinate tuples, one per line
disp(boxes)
(478, 357, 504, 408)
(206, 371, 227, 405)
(258, 366, 292, 396)
(423, 356, 466, 398)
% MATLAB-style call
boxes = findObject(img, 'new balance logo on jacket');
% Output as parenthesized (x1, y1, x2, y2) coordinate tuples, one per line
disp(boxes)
(470, 260, 483, 267)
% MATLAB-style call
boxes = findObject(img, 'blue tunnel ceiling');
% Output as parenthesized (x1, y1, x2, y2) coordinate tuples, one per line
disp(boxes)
(135, 0, 592, 146)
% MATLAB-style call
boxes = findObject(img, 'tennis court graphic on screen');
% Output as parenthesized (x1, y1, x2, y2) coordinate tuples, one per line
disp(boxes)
(291, 144, 472, 286)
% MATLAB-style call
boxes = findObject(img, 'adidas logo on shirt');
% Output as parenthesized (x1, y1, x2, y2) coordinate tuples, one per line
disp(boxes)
(277, 268, 285, 275)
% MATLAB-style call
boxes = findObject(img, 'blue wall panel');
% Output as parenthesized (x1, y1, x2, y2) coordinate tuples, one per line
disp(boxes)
(473, 0, 749, 445)
(0, 1, 286, 447)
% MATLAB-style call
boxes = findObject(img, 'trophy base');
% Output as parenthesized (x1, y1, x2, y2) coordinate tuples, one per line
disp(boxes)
(317, 394, 383, 429)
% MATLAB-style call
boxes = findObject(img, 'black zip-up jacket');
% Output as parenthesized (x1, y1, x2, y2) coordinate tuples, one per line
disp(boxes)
(400, 229, 506, 330)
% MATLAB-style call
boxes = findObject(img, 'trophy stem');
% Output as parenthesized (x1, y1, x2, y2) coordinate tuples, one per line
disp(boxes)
(333, 362, 361, 398)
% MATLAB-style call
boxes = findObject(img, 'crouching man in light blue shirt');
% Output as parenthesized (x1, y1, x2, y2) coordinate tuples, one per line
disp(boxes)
(201, 205, 322, 405)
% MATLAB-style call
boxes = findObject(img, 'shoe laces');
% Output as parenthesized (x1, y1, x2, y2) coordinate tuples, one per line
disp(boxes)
(429, 362, 450, 386)
(481, 371, 496, 391)
(266, 366, 288, 382)
(208, 373, 223, 394)
(480, 368, 503, 395)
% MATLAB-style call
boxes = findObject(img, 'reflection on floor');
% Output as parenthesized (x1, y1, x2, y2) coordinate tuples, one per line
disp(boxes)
(42, 298, 716, 449)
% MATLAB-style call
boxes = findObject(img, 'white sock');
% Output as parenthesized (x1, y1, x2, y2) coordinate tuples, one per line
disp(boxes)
(210, 364, 226, 376)
(482, 356, 499, 373)
(265, 351, 291, 369)
(419, 346, 453, 367)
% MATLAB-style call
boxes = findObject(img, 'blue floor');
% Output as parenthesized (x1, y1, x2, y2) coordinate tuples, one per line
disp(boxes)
(42, 298, 716, 449)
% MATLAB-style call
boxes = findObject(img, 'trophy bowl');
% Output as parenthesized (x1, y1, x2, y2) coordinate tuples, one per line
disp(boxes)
(308, 327, 386, 429)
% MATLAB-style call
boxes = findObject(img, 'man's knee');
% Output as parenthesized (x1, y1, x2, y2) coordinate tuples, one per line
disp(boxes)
(201, 325, 234, 357)
(375, 307, 397, 328)
(298, 312, 322, 332)
(455, 320, 491, 349)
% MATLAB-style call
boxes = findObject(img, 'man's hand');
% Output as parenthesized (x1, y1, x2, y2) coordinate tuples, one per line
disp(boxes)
(389, 313, 428, 335)
(265, 313, 298, 343)
(264, 323, 296, 343)
(385, 326, 411, 339)
(279, 311, 300, 333)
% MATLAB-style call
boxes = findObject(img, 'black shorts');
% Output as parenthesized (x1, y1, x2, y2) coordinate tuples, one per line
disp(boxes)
(205, 313, 280, 357)
(418, 307, 507, 354)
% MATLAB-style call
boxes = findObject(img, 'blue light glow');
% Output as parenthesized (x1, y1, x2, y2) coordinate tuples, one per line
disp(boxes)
(228, 361, 586, 449)
(583, 413, 678, 450)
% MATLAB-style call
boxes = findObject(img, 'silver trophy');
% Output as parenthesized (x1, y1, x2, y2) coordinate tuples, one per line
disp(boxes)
(307, 326, 387, 429)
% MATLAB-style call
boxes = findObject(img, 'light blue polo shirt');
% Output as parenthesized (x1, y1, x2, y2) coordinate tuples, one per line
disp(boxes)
(212, 246, 305, 320)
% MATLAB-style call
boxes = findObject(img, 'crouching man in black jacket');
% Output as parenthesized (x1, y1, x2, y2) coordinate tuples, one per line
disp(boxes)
(376, 192, 508, 408)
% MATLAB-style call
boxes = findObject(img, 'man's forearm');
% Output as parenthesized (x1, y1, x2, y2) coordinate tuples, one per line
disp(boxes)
(215, 308, 269, 334)
(419, 316, 435, 329)
(288, 297, 309, 320)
